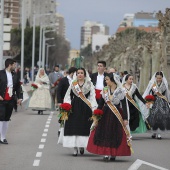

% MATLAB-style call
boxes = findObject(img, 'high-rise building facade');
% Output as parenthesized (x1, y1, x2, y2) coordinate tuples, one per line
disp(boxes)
(80, 21, 109, 49)
(56, 13, 66, 38)
(4, 0, 20, 28)
(24, 0, 57, 27)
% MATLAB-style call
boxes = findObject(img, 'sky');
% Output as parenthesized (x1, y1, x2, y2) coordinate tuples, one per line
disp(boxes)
(58, 0, 170, 49)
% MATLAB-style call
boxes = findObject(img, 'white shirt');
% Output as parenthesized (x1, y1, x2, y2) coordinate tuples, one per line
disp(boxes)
(95, 73, 104, 90)
(6, 70, 13, 87)
(67, 75, 72, 85)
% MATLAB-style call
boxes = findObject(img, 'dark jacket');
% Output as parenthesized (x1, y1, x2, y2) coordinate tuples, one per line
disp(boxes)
(57, 77, 70, 103)
(0, 69, 22, 100)
(90, 72, 108, 88)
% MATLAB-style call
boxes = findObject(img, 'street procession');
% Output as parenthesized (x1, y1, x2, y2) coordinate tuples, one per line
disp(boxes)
(0, 0, 170, 170)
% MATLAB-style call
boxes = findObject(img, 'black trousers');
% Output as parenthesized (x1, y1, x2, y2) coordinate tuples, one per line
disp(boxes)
(0, 100, 14, 121)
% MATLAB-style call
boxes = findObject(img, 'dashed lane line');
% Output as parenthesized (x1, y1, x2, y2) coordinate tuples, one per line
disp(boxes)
(41, 138, 46, 143)
(33, 160, 40, 167)
(36, 152, 42, 158)
(33, 112, 53, 167)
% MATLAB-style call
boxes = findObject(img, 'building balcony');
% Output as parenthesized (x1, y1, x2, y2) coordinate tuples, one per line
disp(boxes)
(4, 4, 19, 9)
(5, 0, 19, 3)
(4, 10, 19, 14)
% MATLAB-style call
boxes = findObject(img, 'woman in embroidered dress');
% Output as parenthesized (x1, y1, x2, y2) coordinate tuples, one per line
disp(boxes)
(29, 68, 52, 114)
(62, 68, 97, 156)
(122, 74, 149, 133)
(143, 71, 170, 139)
(87, 73, 132, 161)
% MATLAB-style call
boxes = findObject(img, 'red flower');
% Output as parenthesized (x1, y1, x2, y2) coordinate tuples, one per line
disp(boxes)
(93, 109, 104, 116)
(31, 83, 38, 89)
(60, 103, 72, 111)
(145, 95, 155, 102)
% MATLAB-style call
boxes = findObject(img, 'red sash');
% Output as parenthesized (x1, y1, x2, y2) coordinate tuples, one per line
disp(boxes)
(95, 89, 102, 99)
(4, 88, 12, 101)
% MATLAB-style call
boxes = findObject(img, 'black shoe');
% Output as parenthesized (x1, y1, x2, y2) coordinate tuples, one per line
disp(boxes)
(0, 139, 8, 144)
(79, 148, 84, 155)
(152, 133, 156, 139)
(109, 156, 116, 161)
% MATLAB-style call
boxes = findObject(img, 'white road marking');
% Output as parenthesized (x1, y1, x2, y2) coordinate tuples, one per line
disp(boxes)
(33, 112, 54, 167)
(42, 133, 47, 137)
(39, 144, 44, 149)
(44, 129, 48, 132)
(33, 160, 40, 166)
(41, 138, 46, 143)
(128, 159, 169, 170)
(36, 152, 42, 158)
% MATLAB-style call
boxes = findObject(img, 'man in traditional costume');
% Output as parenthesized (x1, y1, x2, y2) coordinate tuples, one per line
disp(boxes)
(0, 59, 22, 144)
(90, 61, 108, 104)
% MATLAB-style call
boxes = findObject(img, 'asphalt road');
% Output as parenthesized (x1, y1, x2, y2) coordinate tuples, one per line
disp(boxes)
(0, 105, 170, 170)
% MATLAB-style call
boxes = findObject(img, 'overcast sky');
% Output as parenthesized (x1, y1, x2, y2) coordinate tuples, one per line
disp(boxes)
(58, 0, 170, 49)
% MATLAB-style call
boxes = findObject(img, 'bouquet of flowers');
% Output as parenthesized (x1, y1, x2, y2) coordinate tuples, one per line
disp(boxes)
(145, 95, 155, 108)
(31, 83, 38, 91)
(145, 95, 155, 102)
(58, 103, 72, 126)
(91, 109, 104, 130)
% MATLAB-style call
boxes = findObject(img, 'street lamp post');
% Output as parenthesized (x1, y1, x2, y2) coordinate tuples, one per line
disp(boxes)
(39, 24, 57, 68)
(46, 44, 55, 69)
(20, 0, 25, 82)
(0, 0, 4, 70)
(42, 37, 54, 68)
(31, 12, 52, 81)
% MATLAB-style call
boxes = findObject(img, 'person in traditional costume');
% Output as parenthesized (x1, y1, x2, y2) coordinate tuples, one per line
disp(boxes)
(57, 67, 77, 136)
(60, 68, 97, 156)
(143, 71, 170, 139)
(0, 59, 22, 144)
(90, 61, 108, 104)
(87, 73, 132, 161)
(122, 74, 149, 134)
(29, 68, 52, 114)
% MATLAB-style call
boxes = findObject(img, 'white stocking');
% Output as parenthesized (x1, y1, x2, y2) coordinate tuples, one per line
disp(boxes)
(1, 121, 9, 141)
(0, 121, 3, 139)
